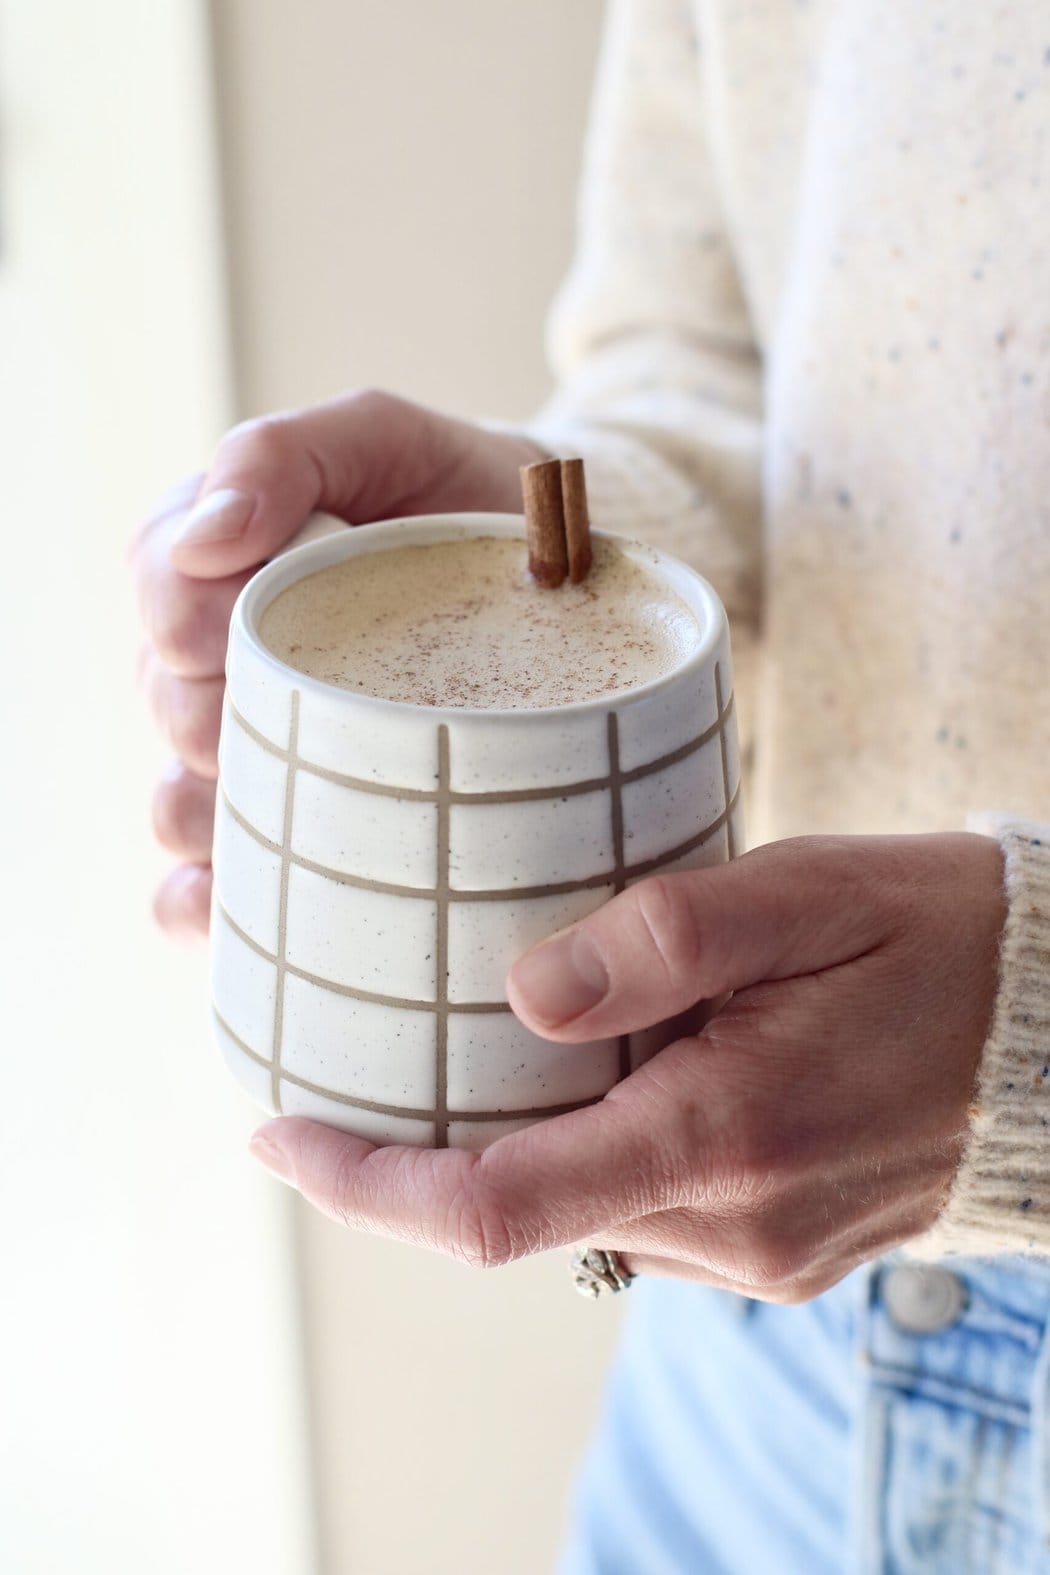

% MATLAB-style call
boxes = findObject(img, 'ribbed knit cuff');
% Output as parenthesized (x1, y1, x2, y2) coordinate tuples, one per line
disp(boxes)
(915, 818, 1050, 1259)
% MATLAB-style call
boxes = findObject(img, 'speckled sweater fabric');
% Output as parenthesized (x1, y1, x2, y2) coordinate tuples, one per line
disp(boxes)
(515, 0, 1050, 1256)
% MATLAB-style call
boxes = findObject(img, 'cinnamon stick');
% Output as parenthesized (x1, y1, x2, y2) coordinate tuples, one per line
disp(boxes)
(521, 460, 568, 588)
(560, 457, 593, 583)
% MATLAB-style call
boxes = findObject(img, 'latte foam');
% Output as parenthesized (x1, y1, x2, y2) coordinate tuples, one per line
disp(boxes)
(258, 534, 700, 709)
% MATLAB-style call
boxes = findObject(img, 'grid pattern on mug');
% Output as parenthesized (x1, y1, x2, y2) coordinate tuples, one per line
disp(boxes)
(212, 664, 739, 1146)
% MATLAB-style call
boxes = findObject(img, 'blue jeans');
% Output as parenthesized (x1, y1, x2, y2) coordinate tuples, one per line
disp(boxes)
(560, 1258, 1050, 1573)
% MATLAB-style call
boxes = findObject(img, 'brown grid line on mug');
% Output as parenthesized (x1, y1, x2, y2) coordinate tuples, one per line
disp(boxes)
(220, 781, 740, 904)
(269, 690, 300, 1112)
(213, 776, 738, 1017)
(216, 900, 515, 1014)
(225, 685, 735, 806)
(220, 669, 739, 1141)
(213, 1007, 604, 1128)
(219, 676, 738, 906)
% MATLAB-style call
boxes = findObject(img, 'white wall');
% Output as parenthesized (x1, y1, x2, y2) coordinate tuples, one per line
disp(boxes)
(210, 0, 605, 421)
(209, 3, 619, 1571)
(0, 4, 314, 1571)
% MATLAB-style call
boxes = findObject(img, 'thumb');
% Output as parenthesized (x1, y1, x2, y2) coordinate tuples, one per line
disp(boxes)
(506, 837, 887, 1041)
(168, 389, 530, 580)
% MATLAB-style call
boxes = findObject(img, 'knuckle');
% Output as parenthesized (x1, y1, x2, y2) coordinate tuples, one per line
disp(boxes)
(728, 1131, 800, 1220)
(348, 386, 397, 421)
(168, 686, 221, 772)
(151, 866, 211, 937)
(770, 1277, 827, 1307)
(152, 591, 220, 675)
(444, 1183, 518, 1271)
(631, 875, 701, 986)
(222, 412, 300, 468)
(733, 1115, 793, 1192)
(730, 1191, 814, 1292)
(768, 834, 893, 940)
(151, 882, 175, 932)
(151, 771, 213, 855)
(151, 777, 185, 852)
(741, 1223, 805, 1292)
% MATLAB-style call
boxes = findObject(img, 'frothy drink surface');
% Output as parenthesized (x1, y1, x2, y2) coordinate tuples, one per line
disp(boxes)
(259, 536, 700, 708)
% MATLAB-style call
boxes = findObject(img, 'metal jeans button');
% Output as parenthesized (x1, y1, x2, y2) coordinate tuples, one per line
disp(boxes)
(881, 1265, 967, 1334)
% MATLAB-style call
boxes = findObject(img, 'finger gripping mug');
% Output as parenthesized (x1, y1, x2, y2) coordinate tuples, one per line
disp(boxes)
(210, 514, 741, 1150)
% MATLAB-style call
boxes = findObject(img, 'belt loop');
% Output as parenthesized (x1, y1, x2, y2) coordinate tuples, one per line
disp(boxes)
(854, 1257, 879, 1357)
(846, 1260, 884, 1574)
(1031, 1296, 1050, 1552)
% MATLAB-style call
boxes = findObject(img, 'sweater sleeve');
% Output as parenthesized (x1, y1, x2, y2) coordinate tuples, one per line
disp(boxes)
(492, 0, 763, 724)
(912, 818, 1050, 1259)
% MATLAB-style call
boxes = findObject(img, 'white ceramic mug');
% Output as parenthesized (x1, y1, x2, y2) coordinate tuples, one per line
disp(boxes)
(210, 513, 741, 1151)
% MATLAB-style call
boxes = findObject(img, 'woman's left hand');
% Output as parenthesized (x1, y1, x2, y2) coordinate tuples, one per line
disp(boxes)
(249, 833, 1006, 1302)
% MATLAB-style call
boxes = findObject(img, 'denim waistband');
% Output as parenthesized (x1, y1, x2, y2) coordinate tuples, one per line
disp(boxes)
(857, 1254, 1050, 1426)
(892, 1251, 1050, 1321)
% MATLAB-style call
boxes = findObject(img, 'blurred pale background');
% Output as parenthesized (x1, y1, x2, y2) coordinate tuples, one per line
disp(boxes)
(0, 1, 616, 1572)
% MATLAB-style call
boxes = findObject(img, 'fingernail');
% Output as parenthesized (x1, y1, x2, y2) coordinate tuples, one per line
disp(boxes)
(249, 1131, 298, 1188)
(510, 929, 609, 1026)
(173, 488, 255, 549)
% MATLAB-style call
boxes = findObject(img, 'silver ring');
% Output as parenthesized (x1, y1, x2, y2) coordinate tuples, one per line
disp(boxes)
(571, 1247, 635, 1299)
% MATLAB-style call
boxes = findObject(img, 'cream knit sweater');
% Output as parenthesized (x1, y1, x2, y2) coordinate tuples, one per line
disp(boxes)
(517, 0, 1050, 1257)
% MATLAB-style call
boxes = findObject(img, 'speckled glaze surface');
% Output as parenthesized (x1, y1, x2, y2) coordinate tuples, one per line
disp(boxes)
(210, 513, 741, 1150)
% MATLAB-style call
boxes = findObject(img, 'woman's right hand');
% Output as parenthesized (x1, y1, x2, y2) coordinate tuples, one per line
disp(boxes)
(130, 389, 544, 939)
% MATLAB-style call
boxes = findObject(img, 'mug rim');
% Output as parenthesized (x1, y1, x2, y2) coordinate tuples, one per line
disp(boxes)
(233, 512, 727, 720)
